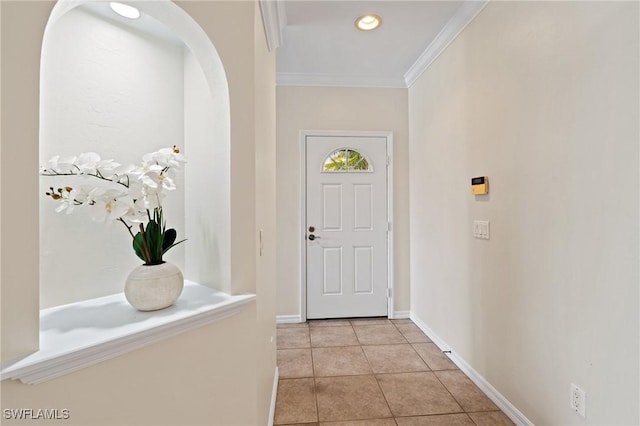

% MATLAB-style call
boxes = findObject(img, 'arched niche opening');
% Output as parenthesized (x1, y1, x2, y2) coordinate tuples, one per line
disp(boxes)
(39, 0, 231, 308)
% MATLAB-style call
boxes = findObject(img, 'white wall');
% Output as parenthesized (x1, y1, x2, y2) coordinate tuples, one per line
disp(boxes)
(408, 1, 639, 425)
(276, 86, 410, 317)
(2, 1, 276, 424)
(253, 3, 278, 420)
(2, 307, 259, 426)
(184, 48, 231, 292)
(39, 7, 186, 307)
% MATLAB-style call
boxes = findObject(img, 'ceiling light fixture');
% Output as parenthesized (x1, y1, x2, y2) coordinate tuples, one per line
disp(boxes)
(355, 14, 381, 31)
(110, 2, 141, 19)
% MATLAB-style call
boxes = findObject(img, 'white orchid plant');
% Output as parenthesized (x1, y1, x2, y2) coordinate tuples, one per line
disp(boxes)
(40, 147, 186, 266)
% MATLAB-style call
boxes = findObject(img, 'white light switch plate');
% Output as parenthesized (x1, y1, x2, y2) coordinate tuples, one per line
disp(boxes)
(473, 220, 490, 240)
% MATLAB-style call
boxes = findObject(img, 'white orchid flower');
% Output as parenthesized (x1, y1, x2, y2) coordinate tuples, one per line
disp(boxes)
(46, 155, 76, 173)
(158, 147, 186, 169)
(75, 152, 101, 174)
(46, 155, 60, 171)
(121, 198, 148, 223)
(142, 147, 186, 170)
(41, 147, 187, 265)
(138, 169, 176, 193)
(105, 163, 134, 184)
(141, 189, 166, 210)
(72, 186, 93, 206)
(90, 189, 132, 222)
(54, 188, 78, 214)
(94, 159, 121, 178)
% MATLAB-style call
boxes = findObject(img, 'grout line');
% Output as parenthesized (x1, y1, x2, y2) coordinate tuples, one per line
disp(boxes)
(308, 326, 320, 424)
(310, 360, 320, 423)
(431, 369, 468, 414)
(276, 319, 511, 425)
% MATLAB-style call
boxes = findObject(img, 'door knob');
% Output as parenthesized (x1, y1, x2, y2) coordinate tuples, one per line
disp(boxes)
(308, 234, 316, 241)
(308, 226, 315, 232)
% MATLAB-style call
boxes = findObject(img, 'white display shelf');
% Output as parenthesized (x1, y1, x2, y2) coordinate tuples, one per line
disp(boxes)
(0, 281, 255, 384)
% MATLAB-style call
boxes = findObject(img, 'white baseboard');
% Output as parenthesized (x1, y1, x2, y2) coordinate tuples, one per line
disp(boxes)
(410, 313, 534, 426)
(268, 366, 279, 426)
(276, 315, 302, 324)
(392, 310, 411, 319)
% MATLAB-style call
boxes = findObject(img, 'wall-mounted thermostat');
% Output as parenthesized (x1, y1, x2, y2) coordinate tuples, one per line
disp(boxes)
(471, 176, 489, 195)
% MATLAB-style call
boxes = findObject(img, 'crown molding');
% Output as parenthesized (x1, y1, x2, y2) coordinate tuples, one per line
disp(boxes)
(276, 72, 407, 89)
(259, 0, 287, 52)
(404, 0, 489, 88)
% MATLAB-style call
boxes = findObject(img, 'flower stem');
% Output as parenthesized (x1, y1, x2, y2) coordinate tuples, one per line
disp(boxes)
(40, 169, 130, 188)
(118, 218, 135, 239)
(138, 223, 152, 264)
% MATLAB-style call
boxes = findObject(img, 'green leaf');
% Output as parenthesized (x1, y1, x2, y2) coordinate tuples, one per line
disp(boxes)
(163, 228, 177, 252)
(144, 220, 158, 256)
(162, 239, 187, 255)
(132, 232, 149, 263)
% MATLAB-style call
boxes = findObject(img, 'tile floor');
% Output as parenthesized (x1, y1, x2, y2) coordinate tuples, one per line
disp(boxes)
(275, 318, 515, 426)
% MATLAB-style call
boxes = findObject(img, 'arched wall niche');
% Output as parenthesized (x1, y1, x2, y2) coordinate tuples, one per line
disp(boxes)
(39, 0, 231, 308)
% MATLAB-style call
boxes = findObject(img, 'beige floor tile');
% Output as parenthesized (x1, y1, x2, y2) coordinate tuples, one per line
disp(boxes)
(390, 318, 413, 324)
(278, 328, 311, 349)
(274, 378, 318, 425)
(312, 346, 372, 376)
(316, 375, 392, 422)
(311, 326, 359, 347)
(412, 343, 457, 371)
(467, 411, 515, 426)
(277, 322, 310, 329)
(320, 419, 396, 426)
(395, 413, 475, 426)
(310, 319, 353, 327)
(362, 344, 429, 373)
(394, 323, 432, 343)
(353, 324, 407, 345)
(278, 349, 314, 378)
(435, 371, 498, 412)
(349, 318, 391, 326)
(280, 424, 319, 426)
(377, 372, 462, 417)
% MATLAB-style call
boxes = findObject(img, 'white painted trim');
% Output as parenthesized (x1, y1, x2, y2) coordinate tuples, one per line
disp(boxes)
(0, 283, 256, 385)
(410, 313, 534, 426)
(299, 133, 309, 322)
(393, 311, 411, 319)
(299, 130, 394, 321)
(386, 135, 395, 319)
(276, 1, 487, 89)
(277, 73, 407, 89)
(259, 0, 287, 52)
(276, 315, 303, 324)
(404, 0, 488, 88)
(268, 367, 279, 426)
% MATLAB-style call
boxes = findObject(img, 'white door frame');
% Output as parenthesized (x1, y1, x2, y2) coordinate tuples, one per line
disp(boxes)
(299, 130, 394, 321)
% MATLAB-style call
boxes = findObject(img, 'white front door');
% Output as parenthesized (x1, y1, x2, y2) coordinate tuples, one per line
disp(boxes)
(305, 135, 389, 319)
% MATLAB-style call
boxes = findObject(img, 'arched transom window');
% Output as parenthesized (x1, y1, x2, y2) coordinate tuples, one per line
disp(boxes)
(322, 148, 372, 172)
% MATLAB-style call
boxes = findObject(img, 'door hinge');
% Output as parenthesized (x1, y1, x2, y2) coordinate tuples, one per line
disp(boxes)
(387, 221, 392, 232)
(387, 288, 392, 298)
(386, 155, 390, 166)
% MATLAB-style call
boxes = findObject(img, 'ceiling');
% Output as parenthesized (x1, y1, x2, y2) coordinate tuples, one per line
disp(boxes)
(275, 1, 487, 88)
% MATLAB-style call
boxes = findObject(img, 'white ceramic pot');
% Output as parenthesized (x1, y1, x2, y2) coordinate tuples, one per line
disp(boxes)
(124, 262, 184, 311)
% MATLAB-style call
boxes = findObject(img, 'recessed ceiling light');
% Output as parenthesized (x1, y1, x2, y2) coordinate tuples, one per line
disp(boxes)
(355, 14, 381, 31)
(110, 2, 141, 19)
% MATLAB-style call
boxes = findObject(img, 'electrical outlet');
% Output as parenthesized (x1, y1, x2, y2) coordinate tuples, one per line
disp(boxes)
(570, 383, 586, 417)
